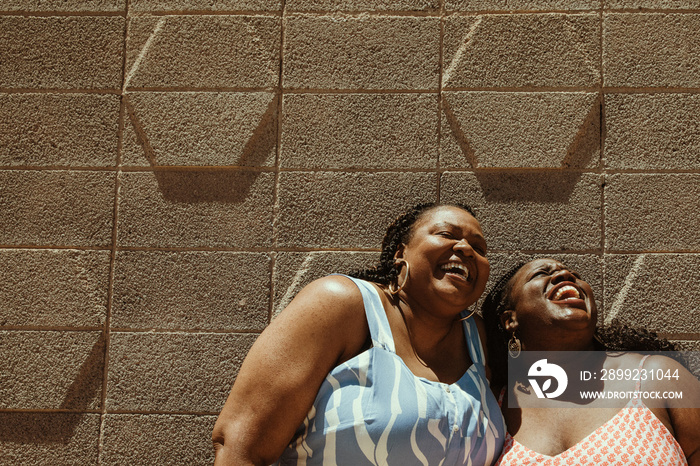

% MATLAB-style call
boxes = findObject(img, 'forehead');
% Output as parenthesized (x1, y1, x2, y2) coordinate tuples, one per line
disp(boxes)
(414, 205, 481, 231)
(512, 258, 563, 284)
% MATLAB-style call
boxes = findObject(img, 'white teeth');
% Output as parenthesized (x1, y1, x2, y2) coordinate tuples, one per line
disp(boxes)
(440, 262, 470, 279)
(553, 285, 580, 300)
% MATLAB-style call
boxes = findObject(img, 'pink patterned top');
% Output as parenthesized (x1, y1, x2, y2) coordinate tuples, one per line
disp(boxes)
(496, 356, 688, 466)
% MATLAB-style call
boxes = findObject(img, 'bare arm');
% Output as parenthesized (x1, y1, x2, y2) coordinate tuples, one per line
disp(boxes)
(646, 356, 700, 465)
(212, 275, 370, 465)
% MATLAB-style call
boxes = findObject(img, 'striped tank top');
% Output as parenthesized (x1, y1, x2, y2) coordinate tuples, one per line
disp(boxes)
(275, 275, 506, 465)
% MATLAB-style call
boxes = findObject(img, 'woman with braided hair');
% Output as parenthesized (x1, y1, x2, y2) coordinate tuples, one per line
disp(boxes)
(482, 258, 700, 465)
(213, 203, 506, 465)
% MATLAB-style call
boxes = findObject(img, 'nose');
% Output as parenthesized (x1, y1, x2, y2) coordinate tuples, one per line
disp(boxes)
(453, 238, 474, 256)
(551, 268, 576, 284)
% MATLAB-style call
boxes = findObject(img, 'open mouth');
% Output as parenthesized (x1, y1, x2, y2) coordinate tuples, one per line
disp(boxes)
(547, 283, 586, 307)
(439, 262, 470, 281)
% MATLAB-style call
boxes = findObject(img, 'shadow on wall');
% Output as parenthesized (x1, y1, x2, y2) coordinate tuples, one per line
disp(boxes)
(0, 334, 104, 443)
(124, 93, 278, 203)
(444, 95, 602, 202)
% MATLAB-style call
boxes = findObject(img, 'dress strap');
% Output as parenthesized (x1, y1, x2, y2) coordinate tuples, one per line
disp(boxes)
(332, 275, 396, 353)
(498, 387, 506, 407)
(635, 354, 651, 392)
(462, 315, 485, 366)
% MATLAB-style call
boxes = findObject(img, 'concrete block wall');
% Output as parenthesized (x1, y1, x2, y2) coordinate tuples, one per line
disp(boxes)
(1, 1, 698, 463)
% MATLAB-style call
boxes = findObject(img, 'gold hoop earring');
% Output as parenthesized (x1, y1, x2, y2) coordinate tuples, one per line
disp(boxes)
(388, 259, 410, 296)
(508, 332, 521, 359)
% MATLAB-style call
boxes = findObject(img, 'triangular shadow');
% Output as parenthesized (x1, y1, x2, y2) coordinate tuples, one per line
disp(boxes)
(561, 96, 601, 169)
(124, 94, 278, 204)
(0, 333, 104, 443)
(442, 97, 478, 168)
(474, 170, 585, 203)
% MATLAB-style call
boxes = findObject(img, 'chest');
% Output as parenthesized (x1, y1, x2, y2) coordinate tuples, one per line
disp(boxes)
(288, 348, 505, 465)
(505, 405, 673, 457)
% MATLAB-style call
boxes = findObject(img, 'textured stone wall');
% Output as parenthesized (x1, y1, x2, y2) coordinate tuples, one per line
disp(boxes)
(1, 1, 699, 464)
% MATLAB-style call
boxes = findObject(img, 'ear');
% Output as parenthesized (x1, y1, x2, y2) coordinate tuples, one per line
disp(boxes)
(393, 243, 406, 261)
(500, 310, 518, 333)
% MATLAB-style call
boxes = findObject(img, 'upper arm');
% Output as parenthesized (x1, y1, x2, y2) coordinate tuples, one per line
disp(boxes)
(645, 355, 700, 464)
(212, 275, 369, 465)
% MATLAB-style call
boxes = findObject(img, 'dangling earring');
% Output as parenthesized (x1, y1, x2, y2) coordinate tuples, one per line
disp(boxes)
(508, 332, 521, 358)
(388, 259, 410, 296)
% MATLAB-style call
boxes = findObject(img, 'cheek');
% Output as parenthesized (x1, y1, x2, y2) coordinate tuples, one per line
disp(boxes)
(478, 257, 490, 280)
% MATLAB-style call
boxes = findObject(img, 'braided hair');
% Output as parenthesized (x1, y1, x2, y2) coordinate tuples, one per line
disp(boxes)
(481, 261, 680, 387)
(350, 202, 476, 286)
(482, 263, 525, 387)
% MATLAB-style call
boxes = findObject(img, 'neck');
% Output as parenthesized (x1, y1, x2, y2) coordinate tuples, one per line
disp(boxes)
(392, 292, 460, 355)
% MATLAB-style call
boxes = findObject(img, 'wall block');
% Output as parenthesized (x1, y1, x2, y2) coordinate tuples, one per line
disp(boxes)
(443, 14, 600, 89)
(284, 14, 439, 90)
(117, 170, 275, 248)
(0, 331, 104, 410)
(112, 251, 270, 331)
(0, 171, 116, 247)
(106, 332, 257, 412)
(276, 172, 437, 248)
(441, 91, 600, 168)
(281, 93, 438, 169)
(0, 16, 124, 89)
(122, 92, 277, 167)
(604, 254, 700, 334)
(604, 13, 700, 88)
(100, 414, 217, 465)
(0, 249, 110, 328)
(605, 174, 700, 251)
(0, 94, 120, 167)
(0, 413, 101, 466)
(605, 93, 700, 170)
(125, 15, 280, 89)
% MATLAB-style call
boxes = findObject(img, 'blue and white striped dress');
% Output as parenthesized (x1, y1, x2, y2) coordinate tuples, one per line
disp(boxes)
(275, 276, 506, 466)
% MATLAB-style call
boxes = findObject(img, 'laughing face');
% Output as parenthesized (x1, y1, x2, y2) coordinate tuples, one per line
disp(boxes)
(504, 259, 597, 348)
(397, 205, 490, 314)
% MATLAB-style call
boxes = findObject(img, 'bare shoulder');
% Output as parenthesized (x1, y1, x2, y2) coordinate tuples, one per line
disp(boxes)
(297, 274, 365, 302)
(605, 351, 685, 372)
(278, 275, 366, 324)
(640, 353, 699, 392)
(272, 274, 370, 361)
(642, 353, 687, 371)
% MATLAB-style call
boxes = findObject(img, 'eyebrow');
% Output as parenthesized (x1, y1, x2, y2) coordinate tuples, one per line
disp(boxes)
(432, 222, 486, 241)
(527, 264, 581, 279)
